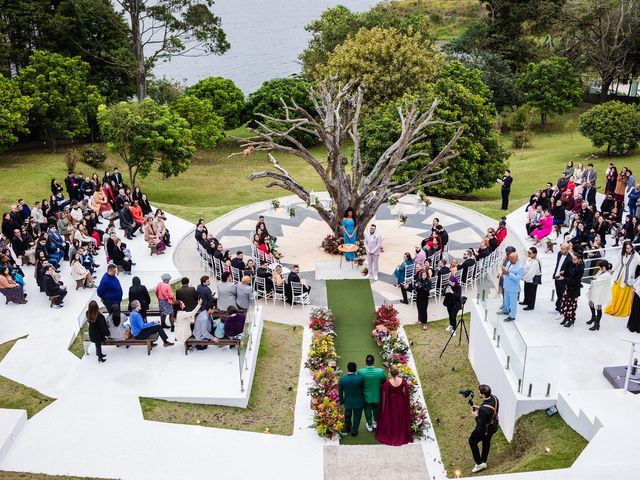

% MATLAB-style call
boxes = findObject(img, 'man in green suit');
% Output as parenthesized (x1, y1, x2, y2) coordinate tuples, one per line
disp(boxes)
(357, 354, 387, 431)
(339, 361, 364, 436)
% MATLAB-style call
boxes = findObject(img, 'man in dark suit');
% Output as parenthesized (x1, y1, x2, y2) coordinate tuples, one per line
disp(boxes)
(119, 202, 139, 239)
(230, 251, 246, 271)
(435, 224, 449, 248)
(582, 163, 597, 188)
(175, 277, 199, 311)
(286, 264, 310, 304)
(583, 182, 597, 209)
(460, 250, 477, 284)
(499, 170, 512, 210)
(553, 243, 573, 314)
(256, 260, 274, 292)
(111, 168, 124, 189)
(556, 173, 569, 192)
(339, 362, 365, 437)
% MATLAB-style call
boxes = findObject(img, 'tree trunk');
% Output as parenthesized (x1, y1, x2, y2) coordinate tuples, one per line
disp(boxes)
(541, 113, 546, 125)
(128, 2, 147, 100)
(599, 77, 613, 103)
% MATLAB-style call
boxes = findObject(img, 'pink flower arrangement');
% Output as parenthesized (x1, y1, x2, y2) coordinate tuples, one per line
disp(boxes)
(371, 324, 390, 341)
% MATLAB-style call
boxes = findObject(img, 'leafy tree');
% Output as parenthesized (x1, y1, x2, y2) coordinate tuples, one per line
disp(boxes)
(316, 27, 441, 107)
(0, 0, 135, 102)
(300, 4, 434, 78)
(184, 77, 245, 129)
(558, 0, 640, 103)
(360, 61, 509, 195)
(114, 0, 229, 100)
(578, 101, 640, 155)
(516, 57, 583, 124)
(0, 74, 31, 150)
(169, 95, 224, 149)
(148, 77, 186, 105)
(18, 50, 103, 150)
(244, 77, 316, 147)
(98, 99, 196, 187)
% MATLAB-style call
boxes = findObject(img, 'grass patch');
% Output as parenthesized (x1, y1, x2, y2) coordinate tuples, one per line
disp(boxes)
(68, 324, 87, 359)
(452, 108, 640, 220)
(0, 473, 110, 480)
(0, 338, 55, 417)
(405, 319, 587, 476)
(325, 279, 380, 445)
(140, 320, 302, 435)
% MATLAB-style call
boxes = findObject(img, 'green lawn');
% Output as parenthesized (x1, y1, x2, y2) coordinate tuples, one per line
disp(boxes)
(325, 279, 380, 445)
(140, 320, 302, 435)
(0, 337, 55, 417)
(453, 109, 640, 220)
(405, 319, 587, 477)
(0, 473, 109, 480)
(0, 131, 326, 224)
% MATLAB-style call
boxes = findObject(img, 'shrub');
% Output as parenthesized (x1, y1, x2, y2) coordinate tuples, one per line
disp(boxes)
(578, 101, 640, 155)
(184, 77, 245, 129)
(80, 144, 107, 168)
(65, 148, 79, 173)
(512, 130, 533, 148)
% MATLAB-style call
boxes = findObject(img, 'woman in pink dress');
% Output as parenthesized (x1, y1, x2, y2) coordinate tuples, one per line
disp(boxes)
(375, 366, 413, 446)
(530, 210, 553, 244)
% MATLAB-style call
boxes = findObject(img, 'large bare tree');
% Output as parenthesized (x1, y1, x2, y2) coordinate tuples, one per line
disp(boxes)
(238, 80, 463, 238)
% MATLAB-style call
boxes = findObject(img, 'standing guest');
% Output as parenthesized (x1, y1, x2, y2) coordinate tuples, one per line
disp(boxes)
(573, 162, 585, 185)
(97, 264, 123, 312)
(0, 266, 27, 304)
(111, 168, 124, 189)
(128, 276, 150, 319)
(587, 260, 613, 331)
(414, 269, 432, 330)
(583, 182, 597, 209)
(375, 366, 413, 446)
(223, 305, 246, 339)
(364, 224, 382, 280)
(552, 244, 573, 314)
(106, 304, 129, 341)
(582, 163, 597, 187)
(615, 167, 629, 203)
(341, 207, 357, 262)
(499, 252, 525, 322)
(339, 362, 365, 437)
(86, 300, 110, 363)
(129, 300, 174, 346)
(155, 273, 176, 330)
(217, 271, 238, 311)
(604, 241, 639, 317)
(498, 169, 513, 210)
(605, 163, 618, 194)
(44, 265, 67, 307)
(627, 274, 640, 334)
(495, 221, 507, 246)
(175, 277, 198, 312)
(521, 247, 541, 311)
(357, 355, 386, 432)
(174, 299, 202, 343)
(627, 183, 640, 218)
(564, 160, 575, 177)
(559, 252, 585, 328)
(236, 276, 253, 310)
(443, 275, 462, 334)
(196, 276, 216, 311)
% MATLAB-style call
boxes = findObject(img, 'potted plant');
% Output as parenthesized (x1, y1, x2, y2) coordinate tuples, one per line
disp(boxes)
(289, 207, 296, 218)
(372, 324, 390, 346)
(271, 199, 280, 209)
(399, 213, 408, 224)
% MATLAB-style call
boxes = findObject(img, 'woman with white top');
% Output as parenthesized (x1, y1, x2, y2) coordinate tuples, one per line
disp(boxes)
(174, 298, 202, 343)
(573, 162, 585, 185)
(587, 260, 612, 331)
(604, 241, 639, 317)
(521, 246, 541, 310)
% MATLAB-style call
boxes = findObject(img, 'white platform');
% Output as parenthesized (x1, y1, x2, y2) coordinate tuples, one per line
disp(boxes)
(314, 260, 365, 280)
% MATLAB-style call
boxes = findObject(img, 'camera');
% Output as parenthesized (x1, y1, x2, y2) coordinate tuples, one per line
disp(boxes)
(459, 388, 474, 406)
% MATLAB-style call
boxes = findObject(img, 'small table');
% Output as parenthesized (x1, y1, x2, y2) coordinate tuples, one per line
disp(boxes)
(338, 244, 360, 269)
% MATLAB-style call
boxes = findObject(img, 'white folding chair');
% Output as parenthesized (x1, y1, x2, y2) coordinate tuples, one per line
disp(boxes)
(462, 264, 476, 292)
(273, 282, 286, 306)
(231, 267, 241, 284)
(254, 276, 272, 304)
(403, 263, 415, 285)
(290, 281, 310, 309)
(213, 257, 223, 281)
(437, 273, 450, 299)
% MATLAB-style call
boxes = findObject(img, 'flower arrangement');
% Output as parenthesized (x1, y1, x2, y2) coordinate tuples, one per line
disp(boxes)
(419, 191, 431, 208)
(399, 213, 408, 224)
(374, 303, 400, 331)
(304, 334, 337, 371)
(388, 196, 399, 206)
(271, 199, 280, 209)
(308, 307, 335, 333)
(321, 235, 367, 257)
(313, 397, 345, 439)
(289, 207, 296, 218)
(371, 324, 390, 343)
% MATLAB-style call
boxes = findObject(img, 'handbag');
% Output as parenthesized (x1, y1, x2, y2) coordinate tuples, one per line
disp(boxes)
(124, 328, 132, 340)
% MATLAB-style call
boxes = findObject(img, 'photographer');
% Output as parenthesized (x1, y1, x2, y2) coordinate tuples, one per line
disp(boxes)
(468, 384, 499, 474)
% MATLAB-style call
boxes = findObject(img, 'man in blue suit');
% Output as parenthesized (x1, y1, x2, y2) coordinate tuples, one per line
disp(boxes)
(499, 252, 524, 321)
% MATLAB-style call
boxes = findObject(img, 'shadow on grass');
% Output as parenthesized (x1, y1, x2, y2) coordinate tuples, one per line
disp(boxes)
(405, 318, 587, 477)
(139, 321, 302, 435)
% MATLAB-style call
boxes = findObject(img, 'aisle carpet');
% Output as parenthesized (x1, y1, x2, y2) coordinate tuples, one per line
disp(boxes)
(326, 279, 381, 445)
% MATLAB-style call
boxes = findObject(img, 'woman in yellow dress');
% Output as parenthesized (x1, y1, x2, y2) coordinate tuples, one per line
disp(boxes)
(604, 241, 639, 316)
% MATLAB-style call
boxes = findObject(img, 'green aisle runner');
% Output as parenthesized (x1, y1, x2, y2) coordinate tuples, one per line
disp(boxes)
(326, 279, 381, 445)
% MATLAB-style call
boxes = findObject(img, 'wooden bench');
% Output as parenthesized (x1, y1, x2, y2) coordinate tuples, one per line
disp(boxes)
(184, 336, 240, 355)
(83, 333, 159, 356)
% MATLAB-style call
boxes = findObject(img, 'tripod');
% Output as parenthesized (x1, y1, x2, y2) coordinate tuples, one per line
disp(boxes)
(439, 299, 469, 359)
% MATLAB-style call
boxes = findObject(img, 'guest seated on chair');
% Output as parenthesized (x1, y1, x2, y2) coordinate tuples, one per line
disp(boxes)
(256, 260, 274, 292)
(286, 264, 310, 304)
(44, 264, 67, 307)
(223, 305, 246, 340)
(129, 300, 173, 347)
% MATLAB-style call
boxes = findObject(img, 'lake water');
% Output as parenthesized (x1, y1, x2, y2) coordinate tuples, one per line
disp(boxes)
(153, 0, 380, 93)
